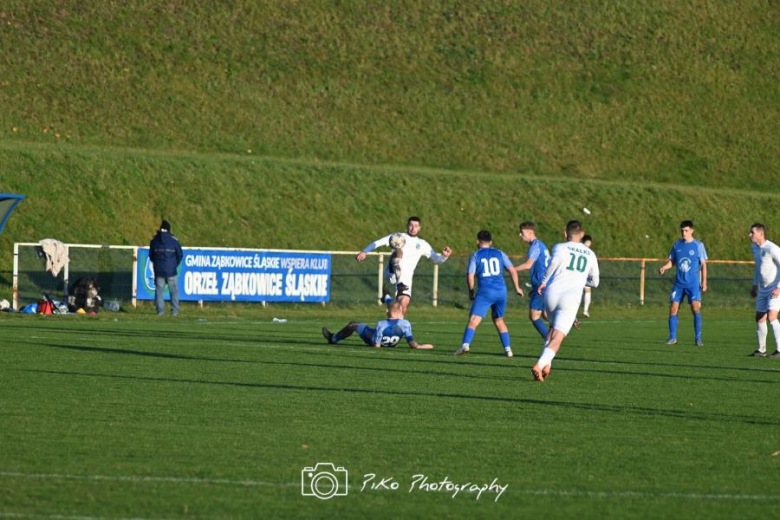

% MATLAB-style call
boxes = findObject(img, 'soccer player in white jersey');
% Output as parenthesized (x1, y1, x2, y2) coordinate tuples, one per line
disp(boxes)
(749, 223, 780, 358)
(581, 235, 594, 318)
(356, 216, 452, 314)
(531, 220, 599, 382)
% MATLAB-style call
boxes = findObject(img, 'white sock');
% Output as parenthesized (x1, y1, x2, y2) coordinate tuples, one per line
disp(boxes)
(771, 320, 780, 352)
(461, 343, 470, 350)
(583, 292, 591, 313)
(757, 321, 767, 353)
(537, 347, 557, 369)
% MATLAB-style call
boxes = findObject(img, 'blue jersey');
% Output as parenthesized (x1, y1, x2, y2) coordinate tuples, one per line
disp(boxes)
(372, 318, 414, 347)
(468, 247, 513, 295)
(668, 239, 708, 287)
(527, 239, 551, 287)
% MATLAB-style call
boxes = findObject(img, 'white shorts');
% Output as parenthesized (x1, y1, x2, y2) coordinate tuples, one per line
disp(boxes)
(756, 291, 780, 313)
(544, 287, 582, 336)
(387, 271, 414, 298)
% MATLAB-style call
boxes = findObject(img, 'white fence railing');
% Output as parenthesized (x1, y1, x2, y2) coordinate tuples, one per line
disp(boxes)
(12, 242, 408, 311)
(13, 242, 757, 310)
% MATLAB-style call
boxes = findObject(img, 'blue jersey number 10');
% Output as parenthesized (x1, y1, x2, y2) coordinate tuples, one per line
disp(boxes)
(480, 257, 501, 277)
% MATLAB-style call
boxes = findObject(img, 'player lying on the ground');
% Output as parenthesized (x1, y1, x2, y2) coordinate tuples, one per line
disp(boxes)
(321, 301, 434, 349)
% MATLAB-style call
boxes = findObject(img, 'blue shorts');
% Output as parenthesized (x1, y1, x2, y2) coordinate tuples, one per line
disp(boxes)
(529, 286, 545, 311)
(470, 292, 507, 320)
(670, 284, 701, 304)
(356, 323, 376, 346)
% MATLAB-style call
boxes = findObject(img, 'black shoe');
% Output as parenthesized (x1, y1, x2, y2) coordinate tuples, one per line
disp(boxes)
(322, 327, 334, 344)
(751, 350, 767, 357)
(769, 351, 780, 358)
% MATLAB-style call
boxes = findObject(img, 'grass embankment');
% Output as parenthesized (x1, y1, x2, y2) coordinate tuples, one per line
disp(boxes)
(1, 140, 777, 282)
(1, 1, 777, 190)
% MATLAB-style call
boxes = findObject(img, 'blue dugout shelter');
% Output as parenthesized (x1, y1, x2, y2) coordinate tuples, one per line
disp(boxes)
(0, 194, 25, 234)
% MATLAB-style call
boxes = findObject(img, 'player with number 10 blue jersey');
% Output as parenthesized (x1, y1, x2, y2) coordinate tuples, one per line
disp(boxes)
(454, 230, 524, 358)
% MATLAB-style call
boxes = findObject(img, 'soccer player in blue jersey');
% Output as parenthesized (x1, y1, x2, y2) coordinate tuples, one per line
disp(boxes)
(514, 221, 552, 339)
(321, 301, 434, 349)
(659, 220, 708, 346)
(454, 230, 524, 357)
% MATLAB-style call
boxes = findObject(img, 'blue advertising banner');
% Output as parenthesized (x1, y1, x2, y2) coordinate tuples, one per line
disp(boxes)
(137, 249, 331, 303)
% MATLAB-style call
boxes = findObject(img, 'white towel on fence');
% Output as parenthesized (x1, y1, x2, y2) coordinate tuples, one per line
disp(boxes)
(39, 239, 69, 277)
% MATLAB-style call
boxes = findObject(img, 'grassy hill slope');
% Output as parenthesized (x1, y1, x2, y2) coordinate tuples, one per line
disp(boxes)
(1, 1, 778, 190)
(1, 141, 775, 272)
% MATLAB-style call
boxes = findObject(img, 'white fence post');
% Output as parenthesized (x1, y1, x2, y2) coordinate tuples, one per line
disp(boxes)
(12, 242, 19, 311)
(132, 246, 138, 308)
(63, 247, 70, 302)
(377, 253, 384, 305)
(433, 263, 439, 307)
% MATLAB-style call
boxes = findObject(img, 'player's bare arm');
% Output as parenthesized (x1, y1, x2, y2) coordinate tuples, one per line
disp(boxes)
(508, 266, 524, 297)
(514, 258, 534, 272)
(701, 261, 707, 292)
(659, 259, 673, 275)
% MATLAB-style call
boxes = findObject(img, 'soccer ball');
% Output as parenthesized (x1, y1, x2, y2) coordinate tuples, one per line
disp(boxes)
(389, 233, 406, 250)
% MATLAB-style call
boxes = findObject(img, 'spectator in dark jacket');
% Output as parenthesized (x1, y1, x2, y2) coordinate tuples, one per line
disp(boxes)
(149, 220, 183, 316)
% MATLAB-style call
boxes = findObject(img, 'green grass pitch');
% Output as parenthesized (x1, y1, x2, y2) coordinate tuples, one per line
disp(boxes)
(1, 308, 778, 519)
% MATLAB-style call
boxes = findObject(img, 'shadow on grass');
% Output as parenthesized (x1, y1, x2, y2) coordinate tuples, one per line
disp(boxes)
(299, 345, 780, 378)
(19, 368, 780, 427)
(9, 324, 780, 378)
(30, 342, 516, 382)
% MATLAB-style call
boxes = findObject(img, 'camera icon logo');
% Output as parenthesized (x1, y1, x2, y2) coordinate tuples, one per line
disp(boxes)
(301, 462, 349, 500)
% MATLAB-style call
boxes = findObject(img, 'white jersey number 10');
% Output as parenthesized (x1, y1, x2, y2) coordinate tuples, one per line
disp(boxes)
(566, 253, 587, 273)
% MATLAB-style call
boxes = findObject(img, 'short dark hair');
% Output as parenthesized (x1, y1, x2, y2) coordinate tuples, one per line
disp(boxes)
(477, 230, 492, 243)
(519, 221, 536, 231)
(566, 220, 583, 235)
(680, 220, 694, 229)
(751, 223, 766, 235)
(407, 216, 421, 225)
(582, 234, 592, 243)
